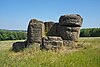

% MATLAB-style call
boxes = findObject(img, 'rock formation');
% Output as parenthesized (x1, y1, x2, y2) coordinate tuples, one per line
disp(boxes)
(42, 14, 83, 50)
(58, 14, 83, 47)
(12, 14, 83, 52)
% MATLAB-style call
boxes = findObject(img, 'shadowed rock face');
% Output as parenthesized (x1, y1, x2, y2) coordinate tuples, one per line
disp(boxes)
(12, 41, 27, 52)
(59, 14, 83, 27)
(47, 23, 59, 36)
(44, 22, 55, 33)
(44, 22, 60, 36)
(27, 19, 45, 44)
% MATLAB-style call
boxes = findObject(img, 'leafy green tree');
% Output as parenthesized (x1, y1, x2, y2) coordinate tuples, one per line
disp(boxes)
(0, 29, 27, 41)
(80, 28, 100, 37)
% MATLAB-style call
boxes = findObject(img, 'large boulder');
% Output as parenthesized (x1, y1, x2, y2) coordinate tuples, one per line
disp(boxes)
(12, 41, 27, 52)
(27, 19, 45, 44)
(42, 36, 63, 50)
(59, 14, 83, 27)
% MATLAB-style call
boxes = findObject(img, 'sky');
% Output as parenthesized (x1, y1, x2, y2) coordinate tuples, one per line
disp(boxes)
(0, 0, 100, 30)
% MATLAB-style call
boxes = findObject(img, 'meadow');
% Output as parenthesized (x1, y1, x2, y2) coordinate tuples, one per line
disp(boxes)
(0, 37, 100, 67)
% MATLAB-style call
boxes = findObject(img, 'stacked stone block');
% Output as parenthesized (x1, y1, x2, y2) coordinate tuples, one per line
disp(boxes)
(42, 14, 83, 49)
(59, 14, 83, 47)
(42, 36, 63, 50)
(59, 14, 83, 27)
(27, 19, 45, 45)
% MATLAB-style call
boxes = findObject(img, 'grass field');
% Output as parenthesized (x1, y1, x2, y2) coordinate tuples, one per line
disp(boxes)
(0, 37, 100, 67)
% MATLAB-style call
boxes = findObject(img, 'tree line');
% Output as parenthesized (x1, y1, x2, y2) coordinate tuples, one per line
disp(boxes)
(0, 29, 27, 41)
(0, 28, 100, 41)
(80, 28, 100, 37)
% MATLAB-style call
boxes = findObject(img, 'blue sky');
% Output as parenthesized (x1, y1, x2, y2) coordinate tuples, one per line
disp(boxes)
(0, 0, 100, 30)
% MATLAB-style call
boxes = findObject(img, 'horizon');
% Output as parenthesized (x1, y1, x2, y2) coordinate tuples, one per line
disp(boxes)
(0, 0, 100, 30)
(1, 27, 100, 31)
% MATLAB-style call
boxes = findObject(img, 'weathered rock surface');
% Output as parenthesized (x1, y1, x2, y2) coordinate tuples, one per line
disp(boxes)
(47, 23, 59, 36)
(43, 36, 62, 41)
(27, 19, 45, 44)
(59, 26, 80, 41)
(59, 14, 83, 27)
(42, 36, 63, 50)
(58, 14, 83, 48)
(44, 22, 55, 33)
